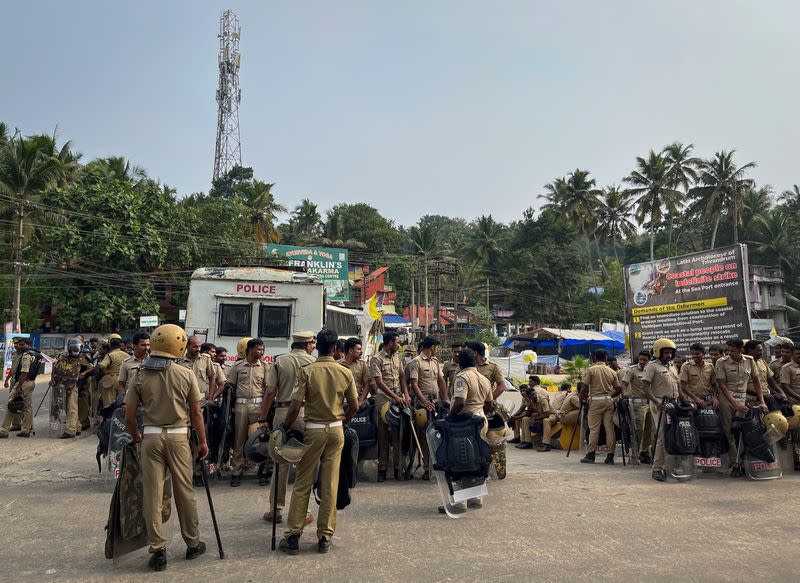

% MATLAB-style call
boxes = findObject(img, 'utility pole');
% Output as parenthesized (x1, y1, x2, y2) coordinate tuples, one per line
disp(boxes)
(434, 263, 441, 334)
(12, 202, 24, 332)
(409, 259, 415, 334)
(423, 255, 429, 334)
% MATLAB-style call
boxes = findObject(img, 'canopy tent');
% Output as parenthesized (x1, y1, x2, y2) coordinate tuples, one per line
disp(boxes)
(382, 313, 412, 329)
(503, 327, 624, 359)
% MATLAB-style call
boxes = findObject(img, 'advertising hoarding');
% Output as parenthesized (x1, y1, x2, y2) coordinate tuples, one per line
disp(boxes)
(265, 244, 349, 301)
(625, 244, 752, 356)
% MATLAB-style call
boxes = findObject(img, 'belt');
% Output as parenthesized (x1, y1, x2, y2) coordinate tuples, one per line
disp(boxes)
(274, 401, 292, 408)
(236, 397, 263, 405)
(632, 398, 648, 405)
(305, 420, 343, 429)
(591, 395, 612, 401)
(143, 426, 189, 435)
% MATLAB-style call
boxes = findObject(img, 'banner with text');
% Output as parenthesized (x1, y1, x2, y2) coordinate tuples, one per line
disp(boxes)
(265, 244, 350, 301)
(625, 244, 751, 357)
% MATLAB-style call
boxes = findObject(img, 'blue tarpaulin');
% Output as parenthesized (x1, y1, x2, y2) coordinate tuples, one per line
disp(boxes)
(503, 328, 624, 359)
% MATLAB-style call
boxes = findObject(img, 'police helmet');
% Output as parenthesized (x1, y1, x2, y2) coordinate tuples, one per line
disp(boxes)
(413, 405, 428, 429)
(269, 428, 309, 464)
(148, 324, 188, 359)
(237, 337, 253, 360)
(785, 404, 800, 430)
(66, 338, 83, 357)
(8, 396, 25, 414)
(244, 425, 271, 464)
(108, 333, 122, 341)
(764, 410, 789, 436)
(652, 338, 677, 359)
(380, 402, 402, 427)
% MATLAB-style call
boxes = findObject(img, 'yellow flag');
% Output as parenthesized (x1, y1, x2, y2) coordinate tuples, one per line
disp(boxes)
(363, 293, 381, 321)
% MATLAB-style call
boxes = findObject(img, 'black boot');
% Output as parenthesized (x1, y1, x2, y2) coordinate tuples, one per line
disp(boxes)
(148, 548, 167, 571)
(279, 534, 300, 555)
(185, 541, 206, 560)
(580, 451, 596, 464)
(377, 470, 386, 482)
(639, 452, 652, 465)
(604, 453, 614, 465)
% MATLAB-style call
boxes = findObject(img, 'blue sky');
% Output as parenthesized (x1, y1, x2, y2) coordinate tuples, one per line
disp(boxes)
(2, 1, 798, 226)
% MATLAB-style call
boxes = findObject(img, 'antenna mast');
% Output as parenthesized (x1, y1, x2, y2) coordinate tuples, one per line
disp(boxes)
(213, 9, 242, 181)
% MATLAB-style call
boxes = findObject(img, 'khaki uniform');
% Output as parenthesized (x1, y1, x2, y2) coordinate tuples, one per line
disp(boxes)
(407, 354, 444, 471)
(543, 391, 580, 443)
(1, 352, 36, 434)
(476, 361, 504, 392)
(77, 352, 97, 428)
(228, 359, 270, 476)
(521, 386, 551, 444)
(177, 353, 216, 406)
(285, 356, 357, 541)
(770, 357, 791, 378)
(442, 360, 460, 394)
(512, 395, 532, 440)
(716, 355, 757, 459)
(50, 355, 86, 436)
(780, 362, 800, 464)
(747, 360, 773, 403)
(642, 361, 679, 470)
(118, 355, 146, 395)
(581, 363, 621, 453)
(679, 361, 716, 400)
(621, 365, 652, 455)
(370, 350, 404, 472)
(338, 358, 370, 401)
(99, 349, 127, 407)
(267, 349, 315, 512)
(124, 363, 202, 553)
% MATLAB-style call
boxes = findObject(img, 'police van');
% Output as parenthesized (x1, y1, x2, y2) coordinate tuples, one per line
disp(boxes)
(185, 266, 325, 360)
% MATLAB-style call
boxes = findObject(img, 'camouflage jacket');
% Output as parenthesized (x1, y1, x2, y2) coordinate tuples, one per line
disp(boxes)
(52, 356, 86, 389)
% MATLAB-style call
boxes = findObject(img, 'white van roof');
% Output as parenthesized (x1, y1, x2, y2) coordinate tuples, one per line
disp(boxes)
(190, 267, 321, 285)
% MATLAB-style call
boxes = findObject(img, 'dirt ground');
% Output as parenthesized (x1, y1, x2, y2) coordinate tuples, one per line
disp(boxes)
(1, 377, 799, 583)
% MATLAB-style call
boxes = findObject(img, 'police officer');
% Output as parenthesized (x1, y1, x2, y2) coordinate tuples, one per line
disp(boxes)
(209, 346, 227, 402)
(98, 337, 128, 407)
(123, 324, 207, 571)
(540, 384, 581, 452)
(466, 341, 506, 399)
(621, 351, 654, 464)
(260, 331, 316, 521)
(642, 338, 680, 481)
(338, 337, 371, 404)
(516, 377, 550, 449)
(744, 340, 786, 409)
(508, 386, 532, 444)
(770, 339, 794, 377)
(177, 337, 216, 407)
(716, 338, 765, 465)
(370, 331, 410, 482)
(406, 336, 447, 479)
(442, 342, 462, 394)
(0, 338, 38, 438)
(118, 332, 150, 397)
(579, 349, 622, 465)
(679, 343, 717, 409)
(51, 338, 89, 438)
(279, 329, 358, 555)
(227, 338, 269, 487)
(441, 347, 493, 512)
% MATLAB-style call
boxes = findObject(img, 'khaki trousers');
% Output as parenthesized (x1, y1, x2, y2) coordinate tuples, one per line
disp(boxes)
(270, 406, 306, 512)
(587, 398, 615, 453)
(718, 399, 739, 460)
(230, 403, 261, 475)
(631, 401, 652, 454)
(512, 419, 521, 440)
(285, 425, 344, 540)
(141, 432, 200, 551)
(1, 380, 35, 432)
(65, 388, 79, 435)
(543, 411, 579, 442)
(649, 402, 667, 470)
(374, 395, 401, 472)
(100, 375, 117, 408)
(520, 416, 533, 443)
(77, 381, 90, 427)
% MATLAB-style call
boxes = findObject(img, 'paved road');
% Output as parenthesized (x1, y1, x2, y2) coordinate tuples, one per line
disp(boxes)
(1, 378, 799, 582)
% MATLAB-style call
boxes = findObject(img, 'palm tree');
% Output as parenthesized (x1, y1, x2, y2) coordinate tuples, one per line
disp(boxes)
(291, 198, 322, 241)
(779, 184, 800, 215)
(466, 215, 504, 321)
(320, 212, 366, 249)
(236, 180, 287, 244)
(595, 185, 636, 263)
(663, 142, 699, 254)
(739, 186, 773, 243)
(88, 155, 147, 184)
(750, 208, 797, 277)
(689, 150, 755, 248)
(0, 134, 72, 330)
(624, 150, 678, 260)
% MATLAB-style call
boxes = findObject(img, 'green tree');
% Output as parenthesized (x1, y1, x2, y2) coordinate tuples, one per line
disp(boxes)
(323, 203, 403, 253)
(236, 180, 286, 244)
(663, 142, 699, 254)
(595, 186, 636, 263)
(624, 150, 678, 260)
(689, 150, 755, 248)
(289, 198, 322, 242)
(87, 155, 147, 184)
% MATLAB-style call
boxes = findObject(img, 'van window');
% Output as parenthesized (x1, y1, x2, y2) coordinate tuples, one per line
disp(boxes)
(219, 303, 252, 337)
(259, 305, 291, 338)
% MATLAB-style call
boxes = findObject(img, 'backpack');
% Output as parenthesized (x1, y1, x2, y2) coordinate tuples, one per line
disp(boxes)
(432, 414, 493, 482)
(664, 400, 698, 456)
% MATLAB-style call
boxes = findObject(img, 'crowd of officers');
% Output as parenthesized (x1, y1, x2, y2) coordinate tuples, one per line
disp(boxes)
(506, 336, 800, 482)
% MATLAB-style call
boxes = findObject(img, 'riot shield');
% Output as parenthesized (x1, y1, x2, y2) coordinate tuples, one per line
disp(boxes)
(693, 406, 726, 477)
(106, 407, 143, 481)
(743, 414, 783, 481)
(49, 383, 67, 437)
(214, 385, 236, 476)
(426, 424, 489, 519)
(106, 444, 175, 568)
(616, 397, 640, 467)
